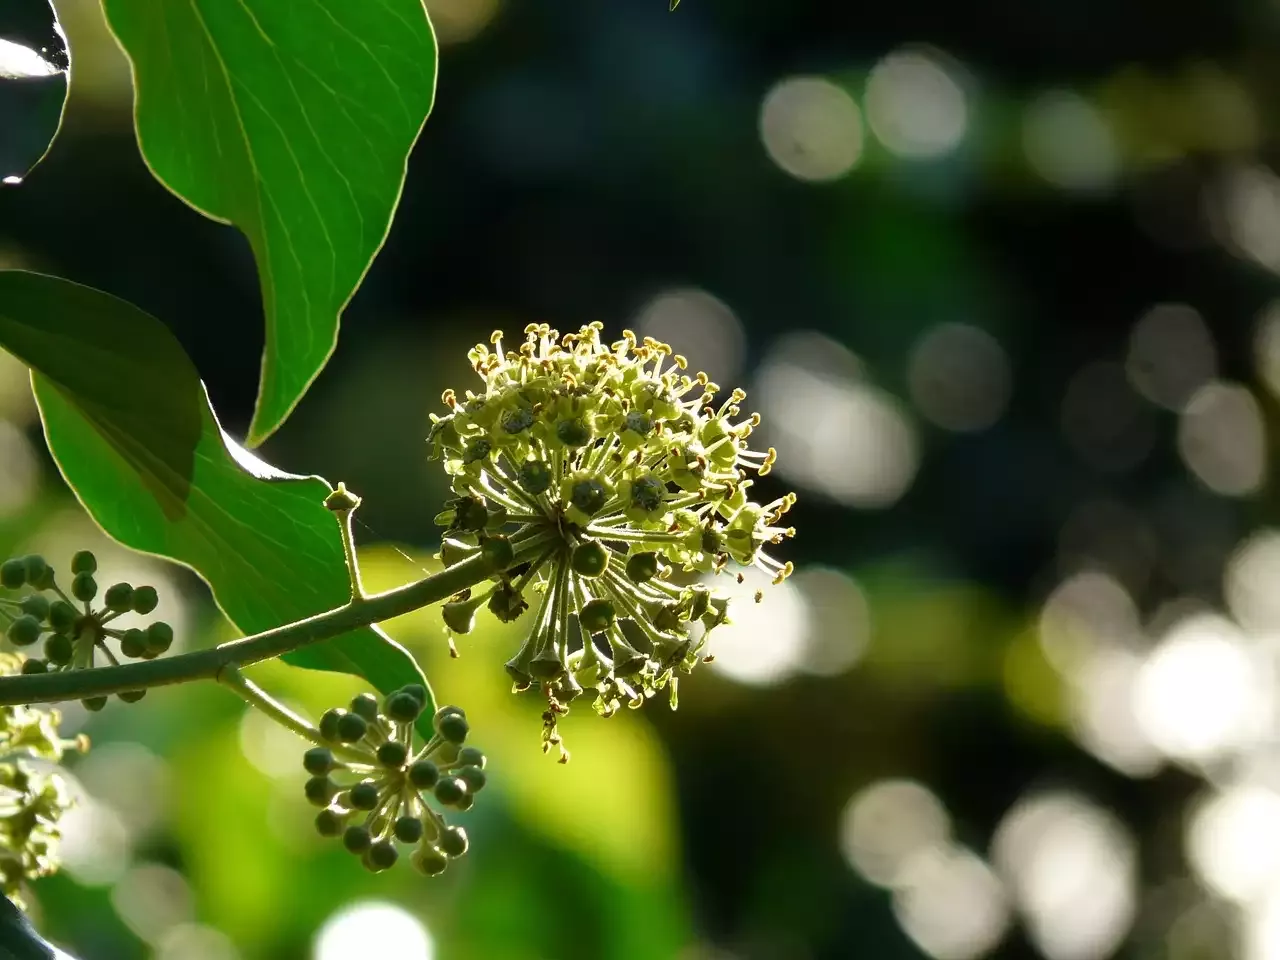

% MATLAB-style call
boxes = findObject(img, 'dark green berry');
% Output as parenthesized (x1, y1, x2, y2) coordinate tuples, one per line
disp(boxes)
(414, 847, 449, 876)
(48, 601, 76, 634)
(569, 478, 609, 517)
(579, 598, 616, 633)
(384, 692, 422, 723)
(0, 559, 25, 590)
(439, 825, 469, 858)
(401, 683, 429, 708)
(518, 460, 552, 495)
(434, 776, 467, 807)
(43, 633, 73, 666)
(349, 693, 380, 721)
(455, 792, 476, 812)
(70, 572, 97, 603)
(70, 550, 97, 575)
(436, 711, 469, 745)
(487, 583, 529, 623)
(82, 696, 107, 712)
(118, 690, 146, 704)
(556, 418, 591, 447)
(103, 582, 134, 613)
(343, 825, 372, 854)
(376, 741, 408, 769)
(19, 595, 49, 622)
(571, 542, 610, 579)
(408, 759, 439, 789)
(7, 615, 42, 648)
(144, 622, 173, 655)
(131, 586, 159, 615)
(457, 746, 486, 769)
(315, 809, 344, 837)
(348, 780, 380, 811)
(626, 552, 659, 583)
(19, 658, 46, 675)
(23, 556, 48, 587)
(304, 776, 337, 807)
(394, 816, 424, 844)
(457, 765, 487, 792)
(336, 712, 368, 743)
(303, 747, 335, 776)
(120, 629, 146, 659)
(318, 709, 343, 742)
(367, 840, 399, 872)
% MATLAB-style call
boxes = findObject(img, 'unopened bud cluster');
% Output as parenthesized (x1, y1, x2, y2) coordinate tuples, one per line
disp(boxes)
(0, 653, 86, 906)
(304, 685, 485, 876)
(1, 551, 172, 710)
(428, 324, 795, 752)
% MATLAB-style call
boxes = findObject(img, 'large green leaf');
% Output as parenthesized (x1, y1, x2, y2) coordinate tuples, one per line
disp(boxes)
(0, 0, 69, 185)
(100, 0, 437, 446)
(0, 270, 433, 721)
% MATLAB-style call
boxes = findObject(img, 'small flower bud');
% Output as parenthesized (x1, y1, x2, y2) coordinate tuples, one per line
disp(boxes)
(435, 709, 469, 745)
(48, 601, 76, 635)
(315, 809, 345, 837)
(394, 815, 424, 844)
(18, 595, 49, 622)
(518, 460, 553, 495)
(348, 780, 380, 810)
(118, 690, 146, 703)
(626, 551, 659, 583)
(43, 633, 73, 666)
(571, 542, 609, 579)
(70, 572, 97, 603)
(433, 776, 468, 807)
(0, 558, 25, 589)
(336, 712, 368, 743)
(303, 747, 335, 776)
(343, 825, 372, 854)
(120, 629, 147, 659)
(23, 556, 48, 587)
(487, 583, 529, 622)
(103, 582, 134, 613)
(20, 658, 46, 675)
(367, 840, 398, 872)
(401, 683, 429, 709)
(439, 825, 469, 858)
(324, 483, 362, 512)
(457, 746, 486, 769)
(414, 847, 449, 876)
(384, 692, 422, 723)
(349, 693, 380, 722)
(7, 616, 42, 648)
(457, 765, 486, 792)
(305, 776, 337, 807)
(82, 696, 107, 712)
(376, 741, 408, 769)
(144, 622, 174, 655)
(70, 550, 97, 575)
(579, 598, 616, 633)
(131, 586, 159, 615)
(481, 535, 514, 571)
(408, 759, 439, 789)
(318, 709, 343, 742)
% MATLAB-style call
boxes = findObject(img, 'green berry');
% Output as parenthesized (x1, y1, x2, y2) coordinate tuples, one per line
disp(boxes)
(408, 759, 439, 789)
(455, 792, 476, 812)
(384, 692, 422, 723)
(414, 847, 449, 876)
(568, 478, 609, 517)
(394, 816, 424, 844)
(376, 741, 408, 769)
(458, 746, 486, 769)
(349, 693, 380, 722)
(343, 825, 372, 854)
(457, 765, 486, 792)
(626, 552, 659, 583)
(19, 595, 49, 622)
(131, 586, 159, 615)
(579, 598, 616, 633)
(556, 418, 591, 447)
(367, 840, 398, 871)
(434, 776, 467, 807)
(436, 711, 469, 745)
(439, 825, 469, 858)
(401, 684, 429, 708)
(571, 542, 610, 579)
(23, 556, 48, 587)
(315, 809, 344, 837)
(305, 777, 337, 807)
(145, 622, 174, 655)
(7, 615, 42, 648)
(303, 747, 335, 776)
(118, 690, 146, 703)
(0, 559, 25, 590)
(70, 572, 97, 603)
(336, 712, 368, 743)
(70, 551, 96, 575)
(120, 629, 146, 659)
(103, 582, 134, 613)
(43, 633, 73, 666)
(48, 601, 76, 634)
(481, 536, 514, 570)
(518, 460, 552, 495)
(19, 658, 46, 675)
(348, 780, 380, 811)
(82, 696, 107, 712)
(318, 709, 343, 742)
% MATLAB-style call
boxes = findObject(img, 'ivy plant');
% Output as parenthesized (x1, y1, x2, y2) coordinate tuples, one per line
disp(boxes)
(0, 0, 795, 950)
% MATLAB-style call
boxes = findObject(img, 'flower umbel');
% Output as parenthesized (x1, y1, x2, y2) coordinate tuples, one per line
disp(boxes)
(428, 324, 796, 755)
(305, 687, 485, 876)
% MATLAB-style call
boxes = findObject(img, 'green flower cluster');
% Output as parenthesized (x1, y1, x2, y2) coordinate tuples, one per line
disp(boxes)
(427, 324, 795, 755)
(304, 686, 485, 876)
(1, 551, 172, 710)
(0, 653, 86, 907)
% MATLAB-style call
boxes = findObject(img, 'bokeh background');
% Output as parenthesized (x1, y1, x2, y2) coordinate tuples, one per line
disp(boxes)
(5, 0, 1280, 957)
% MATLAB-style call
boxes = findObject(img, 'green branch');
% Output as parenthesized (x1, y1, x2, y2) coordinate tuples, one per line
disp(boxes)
(0, 548, 523, 707)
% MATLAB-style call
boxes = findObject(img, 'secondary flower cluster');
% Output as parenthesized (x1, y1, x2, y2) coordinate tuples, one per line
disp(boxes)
(304, 686, 484, 876)
(428, 323, 795, 755)
(1, 551, 173, 709)
(0, 653, 86, 907)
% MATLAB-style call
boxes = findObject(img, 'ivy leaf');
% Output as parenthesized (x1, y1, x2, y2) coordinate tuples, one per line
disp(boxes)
(0, 270, 436, 727)
(99, 0, 437, 446)
(0, 0, 69, 185)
